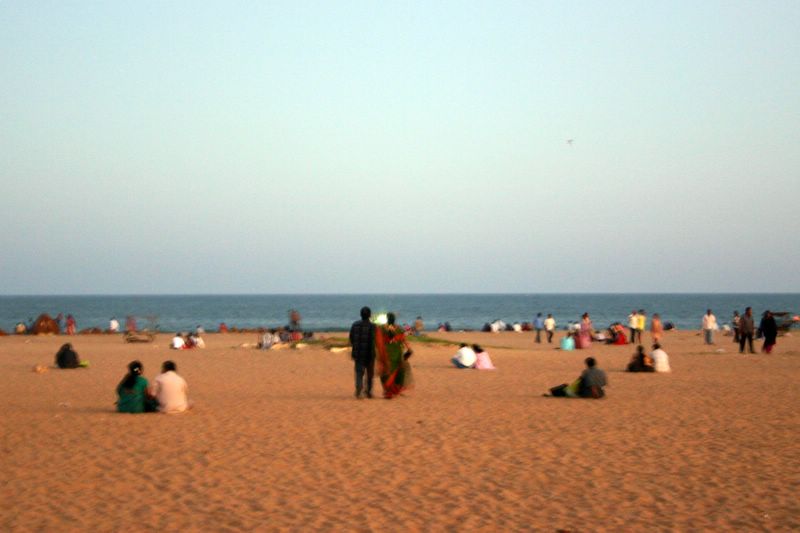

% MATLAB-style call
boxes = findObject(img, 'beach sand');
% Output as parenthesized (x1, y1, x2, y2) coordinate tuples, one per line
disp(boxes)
(1, 330, 798, 531)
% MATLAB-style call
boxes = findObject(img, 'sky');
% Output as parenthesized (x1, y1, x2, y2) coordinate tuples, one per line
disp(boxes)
(1, 1, 798, 294)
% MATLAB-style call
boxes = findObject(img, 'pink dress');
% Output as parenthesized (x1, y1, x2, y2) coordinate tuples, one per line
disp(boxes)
(577, 320, 592, 349)
(474, 351, 495, 370)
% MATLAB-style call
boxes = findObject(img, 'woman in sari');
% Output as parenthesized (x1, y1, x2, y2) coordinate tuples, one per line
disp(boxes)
(375, 312, 413, 399)
(576, 313, 593, 349)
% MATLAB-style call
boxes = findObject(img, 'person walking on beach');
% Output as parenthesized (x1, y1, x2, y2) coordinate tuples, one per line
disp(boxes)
(349, 306, 376, 399)
(544, 314, 556, 343)
(702, 309, 717, 345)
(760, 310, 778, 354)
(533, 313, 544, 343)
(739, 307, 755, 354)
(732, 311, 741, 343)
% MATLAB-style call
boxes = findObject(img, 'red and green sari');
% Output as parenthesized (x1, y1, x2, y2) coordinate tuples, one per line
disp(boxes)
(375, 325, 413, 399)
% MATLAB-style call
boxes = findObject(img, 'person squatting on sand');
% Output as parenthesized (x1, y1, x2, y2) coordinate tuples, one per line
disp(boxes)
(547, 357, 608, 398)
(626, 345, 655, 373)
(375, 312, 413, 399)
(559, 332, 575, 351)
(55, 343, 89, 369)
(350, 306, 376, 399)
(452, 343, 477, 368)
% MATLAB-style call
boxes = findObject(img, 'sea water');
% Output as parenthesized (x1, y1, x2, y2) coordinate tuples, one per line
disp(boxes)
(1, 294, 797, 333)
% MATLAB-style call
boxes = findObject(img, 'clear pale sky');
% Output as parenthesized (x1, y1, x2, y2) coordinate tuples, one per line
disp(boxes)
(1, 1, 798, 294)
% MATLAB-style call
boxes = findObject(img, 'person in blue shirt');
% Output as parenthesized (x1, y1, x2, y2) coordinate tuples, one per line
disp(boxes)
(533, 313, 545, 343)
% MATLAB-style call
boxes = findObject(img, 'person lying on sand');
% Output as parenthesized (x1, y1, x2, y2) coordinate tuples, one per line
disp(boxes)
(546, 357, 607, 399)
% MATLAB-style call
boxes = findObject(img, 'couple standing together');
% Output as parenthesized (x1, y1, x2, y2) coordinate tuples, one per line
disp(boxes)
(349, 307, 413, 399)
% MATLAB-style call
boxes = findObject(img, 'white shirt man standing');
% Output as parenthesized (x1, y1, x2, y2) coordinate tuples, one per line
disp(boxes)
(544, 314, 556, 343)
(153, 361, 189, 413)
(109, 317, 119, 333)
(702, 309, 717, 345)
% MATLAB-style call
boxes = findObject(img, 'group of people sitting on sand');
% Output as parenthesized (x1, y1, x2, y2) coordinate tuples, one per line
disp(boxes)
(170, 331, 205, 350)
(451, 343, 496, 369)
(116, 360, 190, 414)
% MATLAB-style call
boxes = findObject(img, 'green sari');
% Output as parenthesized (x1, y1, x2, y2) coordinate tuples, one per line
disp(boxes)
(376, 325, 413, 399)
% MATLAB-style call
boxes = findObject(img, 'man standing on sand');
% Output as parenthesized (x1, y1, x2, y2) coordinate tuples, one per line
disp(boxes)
(533, 313, 545, 343)
(738, 307, 755, 354)
(349, 306, 376, 399)
(628, 310, 639, 344)
(702, 309, 717, 345)
(544, 314, 556, 343)
(636, 310, 646, 343)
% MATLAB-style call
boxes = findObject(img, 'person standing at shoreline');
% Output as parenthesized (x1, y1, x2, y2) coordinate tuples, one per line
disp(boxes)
(702, 309, 717, 345)
(349, 306, 376, 399)
(650, 313, 663, 343)
(738, 307, 755, 354)
(66, 315, 76, 335)
(628, 310, 639, 344)
(576, 313, 593, 349)
(533, 313, 544, 343)
(636, 310, 646, 343)
(732, 311, 741, 343)
(544, 314, 556, 343)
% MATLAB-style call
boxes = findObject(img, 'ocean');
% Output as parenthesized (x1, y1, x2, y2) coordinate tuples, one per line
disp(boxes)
(1, 294, 797, 333)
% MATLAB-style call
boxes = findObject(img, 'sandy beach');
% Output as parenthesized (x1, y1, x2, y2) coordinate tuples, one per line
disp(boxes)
(1, 329, 798, 531)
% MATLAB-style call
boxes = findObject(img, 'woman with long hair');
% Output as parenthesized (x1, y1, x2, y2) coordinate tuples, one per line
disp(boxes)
(760, 310, 778, 354)
(116, 360, 158, 413)
(375, 313, 413, 399)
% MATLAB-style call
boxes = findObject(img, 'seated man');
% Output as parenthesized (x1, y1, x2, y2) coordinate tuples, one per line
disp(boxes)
(546, 357, 607, 398)
(153, 361, 190, 413)
(651, 343, 671, 373)
(578, 357, 608, 398)
(451, 343, 477, 368)
(170, 333, 186, 350)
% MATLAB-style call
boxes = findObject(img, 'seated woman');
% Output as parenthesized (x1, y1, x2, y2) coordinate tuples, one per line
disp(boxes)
(626, 345, 655, 372)
(116, 360, 158, 413)
(473, 344, 495, 370)
(55, 343, 89, 368)
(559, 333, 575, 351)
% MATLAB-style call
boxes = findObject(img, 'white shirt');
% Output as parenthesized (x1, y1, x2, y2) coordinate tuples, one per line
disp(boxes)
(628, 313, 638, 329)
(454, 346, 477, 367)
(109, 319, 119, 332)
(651, 349, 671, 373)
(702, 314, 717, 330)
(153, 371, 189, 413)
(544, 317, 556, 331)
(191, 335, 205, 348)
(171, 336, 186, 349)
